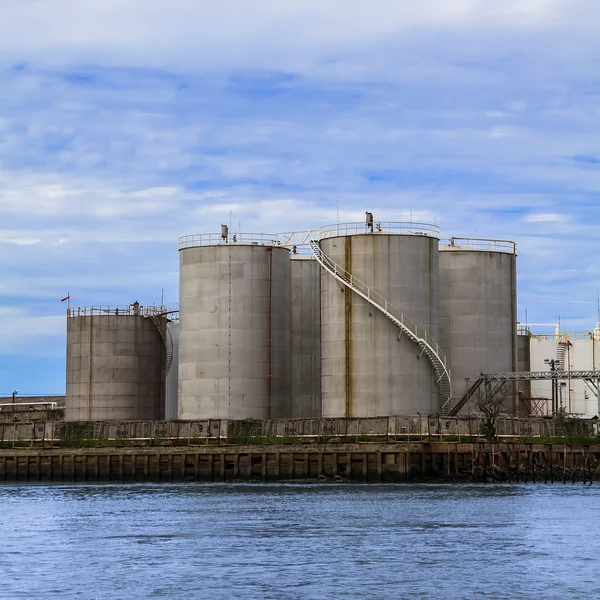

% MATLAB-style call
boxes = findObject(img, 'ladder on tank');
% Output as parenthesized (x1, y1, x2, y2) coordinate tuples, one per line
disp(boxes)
(557, 341, 568, 370)
(309, 239, 452, 404)
(148, 316, 174, 376)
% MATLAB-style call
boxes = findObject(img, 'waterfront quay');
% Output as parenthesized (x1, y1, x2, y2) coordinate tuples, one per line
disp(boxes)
(2, 442, 600, 484)
(1, 415, 599, 484)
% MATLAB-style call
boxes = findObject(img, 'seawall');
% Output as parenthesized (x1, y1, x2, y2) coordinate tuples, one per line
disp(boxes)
(2, 442, 600, 484)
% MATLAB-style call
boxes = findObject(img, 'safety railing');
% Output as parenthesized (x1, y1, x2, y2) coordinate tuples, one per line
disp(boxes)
(318, 221, 440, 239)
(2, 416, 599, 448)
(179, 223, 441, 251)
(440, 237, 517, 255)
(276, 231, 314, 247)
(67, 304, 177, 318)
(178, 232, 280, 250)
(520, 329, 599, 342)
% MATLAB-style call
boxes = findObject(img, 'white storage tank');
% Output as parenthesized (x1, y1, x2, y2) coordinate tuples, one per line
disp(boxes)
(178, 232, 292, 420)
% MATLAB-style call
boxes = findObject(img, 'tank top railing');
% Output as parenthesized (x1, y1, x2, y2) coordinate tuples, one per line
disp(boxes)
(309, 237, 452, 404)
(179, 224, 441, 252)
(317, 222, 440, 240)
(440, 237, 518, 255)
(67, 304, 178, 318)
(178, 233, 280, 249)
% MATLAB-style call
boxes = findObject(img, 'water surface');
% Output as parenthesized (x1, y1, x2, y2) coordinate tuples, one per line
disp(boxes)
(0, 483, 598, 599)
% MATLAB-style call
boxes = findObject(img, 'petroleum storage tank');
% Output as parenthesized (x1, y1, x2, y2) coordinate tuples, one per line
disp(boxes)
(65, 305, 166, 421)
(318, 222, 442, 417)
(439, 238, 517, 411)
(178, 233, 292, 420)
(291, 254, 321, 418)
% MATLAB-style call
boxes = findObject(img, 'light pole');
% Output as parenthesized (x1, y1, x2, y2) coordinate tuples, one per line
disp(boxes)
(12, 389, 18, 405)
(559, 382, 567, 411)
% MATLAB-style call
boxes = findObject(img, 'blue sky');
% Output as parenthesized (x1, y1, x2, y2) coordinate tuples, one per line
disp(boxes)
(1, 0, 600, 395)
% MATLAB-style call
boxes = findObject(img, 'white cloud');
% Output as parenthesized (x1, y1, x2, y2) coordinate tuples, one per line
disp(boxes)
(0, 235, 42, 246)
(0, 1, 596, 75)
(524, 213, 568, 223)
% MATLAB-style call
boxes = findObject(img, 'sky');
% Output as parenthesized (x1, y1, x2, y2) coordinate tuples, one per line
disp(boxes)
(1, 0, 600, 395)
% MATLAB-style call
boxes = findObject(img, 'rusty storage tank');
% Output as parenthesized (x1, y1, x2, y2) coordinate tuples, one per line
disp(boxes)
(178, 231, 292, 420)
(290, 254, 321, 417)
(439, 238, 517, 412)
(315, 221, 448, 417)
(65, 303, 167, 421)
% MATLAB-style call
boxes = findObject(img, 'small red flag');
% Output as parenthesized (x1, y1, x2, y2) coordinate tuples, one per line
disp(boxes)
(61, 295, 70, 302)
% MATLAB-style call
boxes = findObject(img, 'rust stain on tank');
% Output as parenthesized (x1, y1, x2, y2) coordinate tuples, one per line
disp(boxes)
(344, 236, 353, 418)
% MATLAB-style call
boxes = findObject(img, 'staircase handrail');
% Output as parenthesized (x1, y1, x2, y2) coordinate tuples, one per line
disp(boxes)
(148, 315, 174, 376)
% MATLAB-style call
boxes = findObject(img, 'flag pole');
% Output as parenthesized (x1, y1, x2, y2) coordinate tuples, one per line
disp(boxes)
(61, 293, 71, 313)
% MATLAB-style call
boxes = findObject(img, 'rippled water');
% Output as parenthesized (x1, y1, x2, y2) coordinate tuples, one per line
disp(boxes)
(1, 483, 599, 599)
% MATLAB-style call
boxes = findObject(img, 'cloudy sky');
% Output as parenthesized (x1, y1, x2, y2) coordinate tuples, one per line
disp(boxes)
(1, 0, 599, 395)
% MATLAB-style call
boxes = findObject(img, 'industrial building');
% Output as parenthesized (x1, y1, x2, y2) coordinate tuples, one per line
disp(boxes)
(65, 215, 526, 421)
(517, 323, 600, 418)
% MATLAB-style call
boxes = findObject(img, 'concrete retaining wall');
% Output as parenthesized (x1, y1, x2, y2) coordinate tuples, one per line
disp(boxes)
(1, 442, 599, 483)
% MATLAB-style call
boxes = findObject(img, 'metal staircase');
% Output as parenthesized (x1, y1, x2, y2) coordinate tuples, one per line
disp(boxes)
(309, 239, 452, 403)
(557, 341, 568, 370)
(445, 377, 484, 416)
(148, 316, 174, 376)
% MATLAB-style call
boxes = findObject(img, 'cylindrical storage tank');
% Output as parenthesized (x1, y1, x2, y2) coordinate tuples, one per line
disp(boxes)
(291, 254, 321, 418)
(65, 306, 166, 421)
(165, 320, 179, 420)
(319, 222, 441, 417)
(178, 234, 292, 420)
(439, 238, 517, 411)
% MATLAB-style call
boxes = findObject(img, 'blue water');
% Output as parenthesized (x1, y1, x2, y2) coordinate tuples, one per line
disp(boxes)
(0, 483, 598, 599)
